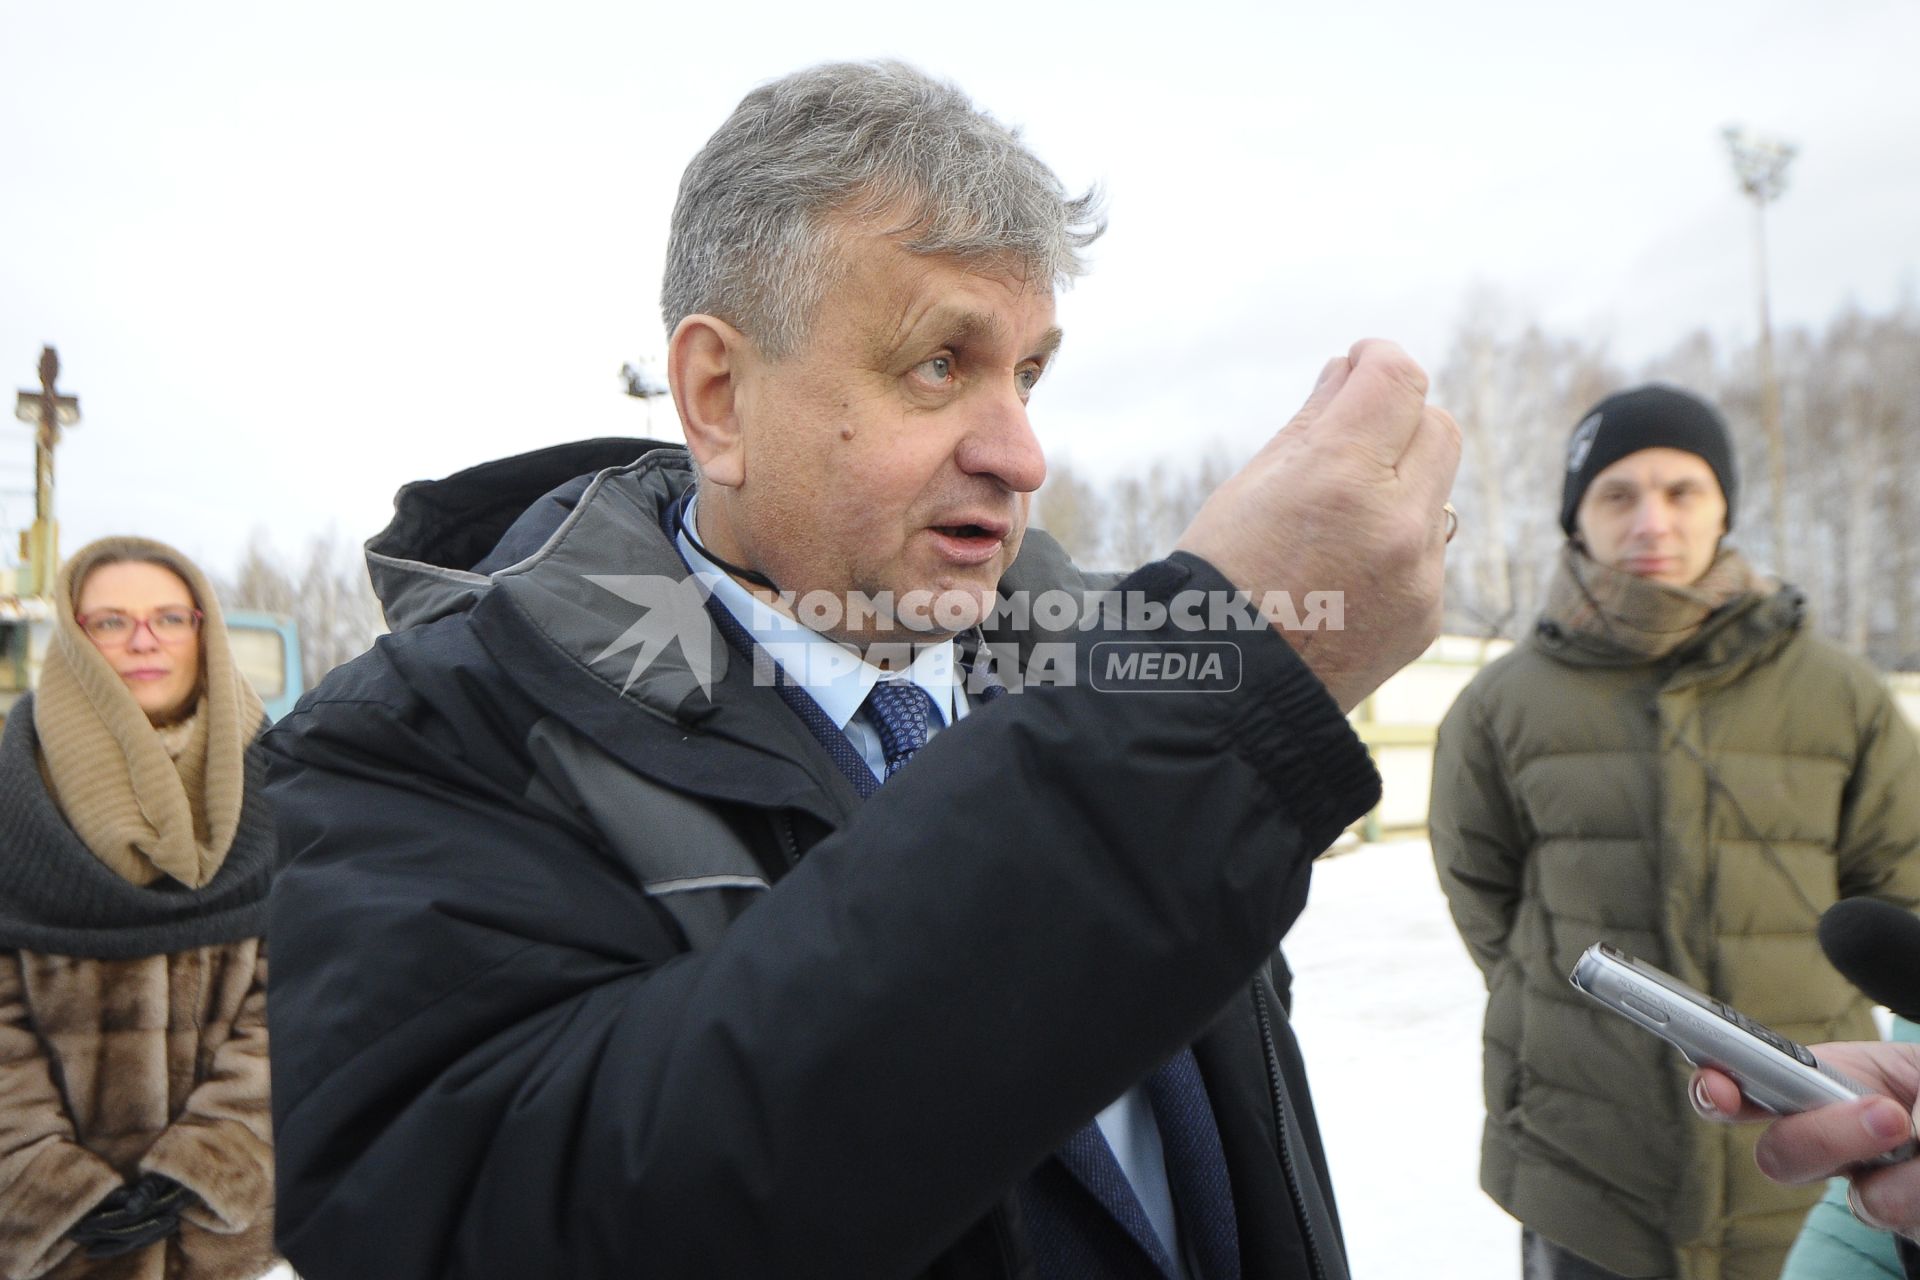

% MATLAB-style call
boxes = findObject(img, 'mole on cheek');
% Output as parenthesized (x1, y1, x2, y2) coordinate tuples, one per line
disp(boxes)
(840, 426, 855, 441)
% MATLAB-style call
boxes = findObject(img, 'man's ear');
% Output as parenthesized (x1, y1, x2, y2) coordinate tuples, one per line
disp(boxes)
(669, 314, 750, 489)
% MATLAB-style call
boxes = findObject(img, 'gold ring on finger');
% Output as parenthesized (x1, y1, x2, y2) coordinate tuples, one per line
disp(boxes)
(1848, 1181, 1888, 1230)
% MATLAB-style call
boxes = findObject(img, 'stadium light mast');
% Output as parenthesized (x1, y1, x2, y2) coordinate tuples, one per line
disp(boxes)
(1723, 126, 1796, 575)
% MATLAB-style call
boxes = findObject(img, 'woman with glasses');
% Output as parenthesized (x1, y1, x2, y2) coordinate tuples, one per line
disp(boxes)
(0, 537, 279, 1280)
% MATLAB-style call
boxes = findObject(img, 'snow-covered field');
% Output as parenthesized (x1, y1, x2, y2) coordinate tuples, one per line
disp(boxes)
(1286, 837, 1521, 1279)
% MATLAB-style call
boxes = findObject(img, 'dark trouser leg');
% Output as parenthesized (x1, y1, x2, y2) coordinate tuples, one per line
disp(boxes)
(1522, 1227, 1660, 1280)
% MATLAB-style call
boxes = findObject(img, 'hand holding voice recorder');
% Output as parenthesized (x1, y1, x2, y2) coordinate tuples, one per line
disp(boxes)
(1570, 942, 1919, 1165)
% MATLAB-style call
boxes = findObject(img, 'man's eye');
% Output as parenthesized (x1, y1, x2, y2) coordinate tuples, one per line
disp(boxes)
(1016, 365, 1042, 394)
(914, 355, 953, 384)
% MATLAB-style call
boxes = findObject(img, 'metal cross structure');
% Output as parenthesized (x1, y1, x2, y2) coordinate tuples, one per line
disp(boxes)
(13, 346, 81, 598)
(1723, 126, 1798, 578)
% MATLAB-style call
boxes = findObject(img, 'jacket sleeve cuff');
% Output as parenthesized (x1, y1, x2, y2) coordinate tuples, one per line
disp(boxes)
(1163, 552, 1382, 846)
(140, 1118, 273, 1235)
(0, 1139, 124, 1278)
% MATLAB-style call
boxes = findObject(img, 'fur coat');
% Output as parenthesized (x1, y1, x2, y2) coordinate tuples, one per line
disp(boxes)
(0, 943, 274, 1280)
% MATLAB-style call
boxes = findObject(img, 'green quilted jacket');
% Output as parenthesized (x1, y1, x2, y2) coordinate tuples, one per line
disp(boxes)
(1431, 585, 1920, 1280)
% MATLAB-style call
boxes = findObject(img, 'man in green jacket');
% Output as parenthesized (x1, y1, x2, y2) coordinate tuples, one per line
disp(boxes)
(1430, 384, 1920, 1280)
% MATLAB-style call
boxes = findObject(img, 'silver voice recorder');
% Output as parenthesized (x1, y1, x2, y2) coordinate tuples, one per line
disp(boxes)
(1570, 942, 1918, 1165)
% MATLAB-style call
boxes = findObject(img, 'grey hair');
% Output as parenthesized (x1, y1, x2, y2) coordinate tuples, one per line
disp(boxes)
(661, 60, 1106, 358)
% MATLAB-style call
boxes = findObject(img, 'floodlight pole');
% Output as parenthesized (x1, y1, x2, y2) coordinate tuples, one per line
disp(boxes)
(13, 346, 81, 598)
(1724, 127, 1796, 575)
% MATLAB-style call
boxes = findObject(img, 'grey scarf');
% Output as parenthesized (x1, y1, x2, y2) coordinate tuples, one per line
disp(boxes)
(0, 697, 280, 958)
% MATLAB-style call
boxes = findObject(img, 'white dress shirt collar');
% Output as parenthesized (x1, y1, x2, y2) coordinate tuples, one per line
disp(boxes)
(675, 490, 964, 732)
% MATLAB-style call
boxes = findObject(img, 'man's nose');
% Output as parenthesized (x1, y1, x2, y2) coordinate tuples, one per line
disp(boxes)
(955, 384, 1046, 494)
(1631, 496, 1674, 537)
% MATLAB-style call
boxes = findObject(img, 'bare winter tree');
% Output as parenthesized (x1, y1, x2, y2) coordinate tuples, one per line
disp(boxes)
(1434, 292, 1620, 640)
(1033, 442, 1239, 579)
(1033, 459, 1110, 568)
(1872, 308, 1920, 667)
(1103, 475, 1164, 572)
(221, 528, 386, 686)
(295, 529, 386, 678)
(229, 533, 298, 619)
(1773, 304, 1920, 667)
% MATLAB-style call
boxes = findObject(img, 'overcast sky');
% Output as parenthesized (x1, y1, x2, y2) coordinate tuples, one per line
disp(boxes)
(4, 0, 1916, 577)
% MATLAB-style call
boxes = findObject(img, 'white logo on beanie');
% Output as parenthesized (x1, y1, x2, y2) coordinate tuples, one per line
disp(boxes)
(1567, 412, 1603, 473)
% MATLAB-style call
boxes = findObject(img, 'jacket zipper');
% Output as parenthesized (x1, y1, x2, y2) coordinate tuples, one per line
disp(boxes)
(1251, 978, 1329, 1280)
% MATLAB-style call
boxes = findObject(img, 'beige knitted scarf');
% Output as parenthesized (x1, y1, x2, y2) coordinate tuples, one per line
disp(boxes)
(31, 537, 265, 888)
(1544, 542, 1771, 661)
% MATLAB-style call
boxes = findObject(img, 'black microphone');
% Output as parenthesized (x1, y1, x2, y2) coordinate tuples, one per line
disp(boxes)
(1818, 897, 1920, 1024)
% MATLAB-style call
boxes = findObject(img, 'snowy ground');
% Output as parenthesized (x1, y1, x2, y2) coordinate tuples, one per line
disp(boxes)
(1285, 836, 1521, 1279)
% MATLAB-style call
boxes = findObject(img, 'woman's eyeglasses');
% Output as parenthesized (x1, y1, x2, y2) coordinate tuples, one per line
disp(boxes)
(76, 608, 204, 647)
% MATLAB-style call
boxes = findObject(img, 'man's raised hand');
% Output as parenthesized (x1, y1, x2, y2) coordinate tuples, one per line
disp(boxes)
(1175, 339, 1461, 711)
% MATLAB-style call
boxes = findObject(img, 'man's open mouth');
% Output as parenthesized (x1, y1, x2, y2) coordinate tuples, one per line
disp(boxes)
(928, 521, 1009, 565)
(934, 523, 999, 540)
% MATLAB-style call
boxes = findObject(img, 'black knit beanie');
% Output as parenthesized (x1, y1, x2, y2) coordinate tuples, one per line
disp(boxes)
(1559, 385, 1737, 536)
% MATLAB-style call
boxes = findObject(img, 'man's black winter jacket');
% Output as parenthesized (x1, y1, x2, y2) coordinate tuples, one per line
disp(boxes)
(261, 441, 1382, 1279)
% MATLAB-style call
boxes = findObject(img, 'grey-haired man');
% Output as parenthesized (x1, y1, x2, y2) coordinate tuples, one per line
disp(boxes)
(263, 61, 1459, 1280)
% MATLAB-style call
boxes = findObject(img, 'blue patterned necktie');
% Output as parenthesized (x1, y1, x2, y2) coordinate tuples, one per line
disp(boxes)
(863, 680, 940, 780)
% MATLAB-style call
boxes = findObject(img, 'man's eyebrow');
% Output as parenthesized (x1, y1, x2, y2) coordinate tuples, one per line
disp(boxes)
(894, 308, 1065, 363)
